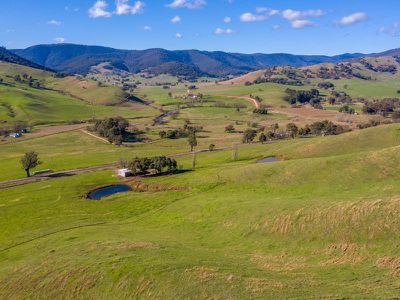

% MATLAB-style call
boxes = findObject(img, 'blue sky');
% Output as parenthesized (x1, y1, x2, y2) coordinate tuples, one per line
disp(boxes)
(0, 0, 399, 55)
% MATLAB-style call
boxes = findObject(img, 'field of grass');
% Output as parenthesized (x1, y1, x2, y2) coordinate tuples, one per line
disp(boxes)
(0, 62, 159, 126)
(3, 56, 400, 298)
(1, 124, 400, 298)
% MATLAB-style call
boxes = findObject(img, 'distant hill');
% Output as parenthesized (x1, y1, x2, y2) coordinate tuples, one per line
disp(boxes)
(12, 44, 367, 77)
(222, 54, 400, 86)
(0, 47, 49, 71)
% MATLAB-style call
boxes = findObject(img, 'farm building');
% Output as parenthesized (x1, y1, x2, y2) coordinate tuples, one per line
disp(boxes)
(118, 169, 132, 177)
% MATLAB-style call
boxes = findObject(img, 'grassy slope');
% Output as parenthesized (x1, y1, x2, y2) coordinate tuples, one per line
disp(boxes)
(0, 62, 126, 105)
(1, 125, 400, 298)
(0, 62, 157, 125)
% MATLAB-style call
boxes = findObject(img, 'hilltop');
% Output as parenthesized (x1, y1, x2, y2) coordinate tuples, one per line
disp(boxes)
(12, 43, 366, 77)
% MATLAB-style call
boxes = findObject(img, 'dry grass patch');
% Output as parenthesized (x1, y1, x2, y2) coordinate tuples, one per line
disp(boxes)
(376, 257, 400, 276)
(0, 263, 102, 299)
(251, 254, 307, 272)
(319, 243, 366, 266)
(185, 267, 219, 282)
(262, 198, 400, 241)
(245, 277, 285, 294)
(127, 179, 190, 193)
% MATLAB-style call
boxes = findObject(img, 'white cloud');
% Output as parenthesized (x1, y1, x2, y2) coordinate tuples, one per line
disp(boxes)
(143, 25, 152, 31)
(240, 12, 267, 22)
(167, 0, 206, 9)
(223, 16, 232, 23)
(291, 19, 316, 29)
(171, 15, 181, 24)
(282, 9, 324, 21)
(280, 9, 324, 29)
(214, 28, 234, 35)
(256, 7, 279, 16)
(89, 1, 112, 18)
(115, 0, 144, 15)
(47, 20, 62, 26)
(337, 12, 368, 25)
(54, 37, 66, 43)
(175, 33, 183, 39)
(272, 24, 281, 30)
(240, 7, 280, 23)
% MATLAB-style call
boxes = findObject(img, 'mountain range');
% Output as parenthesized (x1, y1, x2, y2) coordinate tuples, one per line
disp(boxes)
(11, 44, 369, 77)
(3, 44, 399, 78)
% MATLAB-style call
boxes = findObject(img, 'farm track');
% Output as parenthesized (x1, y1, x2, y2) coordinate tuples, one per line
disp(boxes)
(79, 129, 110, 144)
(0, 147, 233, 189)
(217, 95, 260, 109)
(0, 124, 86, 145)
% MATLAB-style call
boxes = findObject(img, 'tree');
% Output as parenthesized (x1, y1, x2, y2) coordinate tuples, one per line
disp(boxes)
(286, 123, 299, 138)
(188, 131, 197, 152)
(242, 129, 257, 144)
(259, 132, 267, 144)
(21, 151, 41, 177)
(225, 124, 235, 132)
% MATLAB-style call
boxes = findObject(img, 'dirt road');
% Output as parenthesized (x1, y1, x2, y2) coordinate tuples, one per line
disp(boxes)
(218, 95, 260, 109)
(0, 147, 233, 189)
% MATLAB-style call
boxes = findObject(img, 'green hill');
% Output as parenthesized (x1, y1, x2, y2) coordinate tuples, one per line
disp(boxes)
(0, 61, 149, 126)
(1, 124, 400, 298)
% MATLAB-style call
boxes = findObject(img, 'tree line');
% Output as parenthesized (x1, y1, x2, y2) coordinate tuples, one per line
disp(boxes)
(122, 156, 178, 176)
(241, 120, 347, 144)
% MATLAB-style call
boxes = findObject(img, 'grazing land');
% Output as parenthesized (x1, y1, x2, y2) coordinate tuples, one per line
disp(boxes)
(2, 51, 400, 299)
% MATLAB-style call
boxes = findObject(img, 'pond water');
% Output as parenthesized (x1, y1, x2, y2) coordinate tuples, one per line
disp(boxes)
(88, 184, 131, 200)
(256, 157, 279, 164)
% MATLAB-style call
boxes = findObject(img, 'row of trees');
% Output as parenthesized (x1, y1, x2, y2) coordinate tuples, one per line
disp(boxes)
(125, 156, 178, 176)
(241, 121, 347, 144)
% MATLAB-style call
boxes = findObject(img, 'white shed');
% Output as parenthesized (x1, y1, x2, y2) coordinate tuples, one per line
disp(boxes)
(118, 169, 132, 177)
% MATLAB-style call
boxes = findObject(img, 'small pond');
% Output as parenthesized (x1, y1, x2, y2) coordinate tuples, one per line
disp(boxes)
(88, 184, 131, 200)
(256, 157, 279, 164)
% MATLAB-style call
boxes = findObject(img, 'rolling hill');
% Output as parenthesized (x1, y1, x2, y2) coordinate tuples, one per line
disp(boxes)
(0, 47, 50, 71)
(223, 54, 400, 86)
(12, 43, 367, 77)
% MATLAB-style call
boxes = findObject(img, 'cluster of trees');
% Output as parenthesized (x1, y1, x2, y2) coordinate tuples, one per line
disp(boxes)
(284, 88, 322, 108)
(225, 124, 235, 133)
(242, 121, 347, 144)
(317, 82, 335, 89)
(359, 59, 397, 74)
(339, 105, 356, 114)
(92, 117, 130, 144)
(14, 74, 42, 89)
(125, 156, 178, 176)
(327, 91, 353, 105)
(0, 121, 28, 137)
(362, 98, 400, 116)
(253, 107, 268, 115)
(159, 124, 202, 140)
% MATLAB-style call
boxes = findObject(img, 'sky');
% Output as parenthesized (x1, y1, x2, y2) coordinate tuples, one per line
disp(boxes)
(0, 0, 399, 55)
